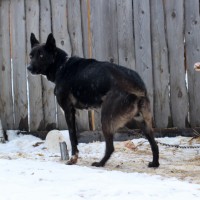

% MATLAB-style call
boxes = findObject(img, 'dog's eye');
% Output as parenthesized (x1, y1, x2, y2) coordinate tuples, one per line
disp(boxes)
(40, 54, 43, 58)
(29, 54, 33, 59)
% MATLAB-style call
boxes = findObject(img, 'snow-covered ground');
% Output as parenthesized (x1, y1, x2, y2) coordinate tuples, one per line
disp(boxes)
(0, 131, 200, 200)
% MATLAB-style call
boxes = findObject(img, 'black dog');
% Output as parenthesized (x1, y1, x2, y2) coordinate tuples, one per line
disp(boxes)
(28, 33, 159, 168)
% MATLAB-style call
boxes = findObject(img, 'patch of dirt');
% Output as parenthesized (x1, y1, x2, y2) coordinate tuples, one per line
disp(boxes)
(77, 138, 200, 184)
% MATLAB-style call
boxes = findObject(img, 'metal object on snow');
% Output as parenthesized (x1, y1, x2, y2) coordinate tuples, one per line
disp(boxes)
(59, 141, 69, 160)
(0, 120, 5, 143)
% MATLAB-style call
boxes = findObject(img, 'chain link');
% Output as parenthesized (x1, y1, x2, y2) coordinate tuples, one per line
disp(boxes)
(156, 141, 200, 149)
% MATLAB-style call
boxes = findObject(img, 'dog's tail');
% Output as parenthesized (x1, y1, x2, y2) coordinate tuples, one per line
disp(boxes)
(109, 66, 147, 97)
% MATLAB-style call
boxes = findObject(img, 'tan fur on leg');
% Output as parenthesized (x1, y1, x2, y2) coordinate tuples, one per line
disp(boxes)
(66, 153, 79, 165)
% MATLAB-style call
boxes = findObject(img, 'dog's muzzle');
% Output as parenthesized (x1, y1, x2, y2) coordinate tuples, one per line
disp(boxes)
(27, 64, 32, 72)
(27, 64, 38, 74)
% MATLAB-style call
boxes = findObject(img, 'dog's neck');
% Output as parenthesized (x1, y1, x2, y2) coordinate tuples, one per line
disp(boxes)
(46, 48, 68, 82)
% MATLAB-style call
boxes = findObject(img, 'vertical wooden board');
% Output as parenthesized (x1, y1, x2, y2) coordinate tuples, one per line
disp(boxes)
(67, 0, 83, 55)
(104, 0, 118, 63)
(80, 0, 89, 58)
(90, 0, 118, 63)
(67, 0, 89, 131)
(89, 0, 118, 130)
(0, 0, 14, 130)
(185, 0, 200, 127)
(133, 0, 154, 112)
(26, 0, 44, 131)
(80, 0, 97, 130)
(10, 0, 28, 130)
(164, 0, 188, 128)
(51, 0, 72, 129)
(40, 0, 57, 130)
(150, 0, 171, 128)
(116, 0, 135, 70)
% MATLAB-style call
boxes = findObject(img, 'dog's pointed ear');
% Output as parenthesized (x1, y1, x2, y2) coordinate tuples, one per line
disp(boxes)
(45, 33, 56, 52)
(30, 33, 39, 48)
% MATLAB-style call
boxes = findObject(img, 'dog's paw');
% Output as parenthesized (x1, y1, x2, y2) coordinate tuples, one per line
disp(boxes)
(65, 155, 78, 165)
(91, 162, 104, 167)
(148, 161, 159, 168)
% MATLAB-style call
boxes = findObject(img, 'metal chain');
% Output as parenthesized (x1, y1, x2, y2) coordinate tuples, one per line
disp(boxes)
(133, 130, 200, 149)
(156, 129, 200, 149)
(156, 141, 200, 149)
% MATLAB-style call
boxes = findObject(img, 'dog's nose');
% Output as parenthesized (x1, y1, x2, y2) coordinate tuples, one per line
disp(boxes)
(27, 65, 32, 71)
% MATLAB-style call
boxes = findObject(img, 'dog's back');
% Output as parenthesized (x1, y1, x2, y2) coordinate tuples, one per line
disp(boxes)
(55, 56, 147, 109)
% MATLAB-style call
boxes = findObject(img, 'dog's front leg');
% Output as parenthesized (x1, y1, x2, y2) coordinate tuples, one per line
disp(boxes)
(64, 106, 79, 165)
(57, 93, 79, 165)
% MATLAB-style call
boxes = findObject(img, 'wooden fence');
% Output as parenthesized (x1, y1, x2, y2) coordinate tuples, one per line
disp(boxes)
(0, 0, 200, 132)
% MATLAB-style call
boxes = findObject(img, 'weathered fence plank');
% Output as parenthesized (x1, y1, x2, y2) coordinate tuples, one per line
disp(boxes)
(116, 0, 135, 70)
(10, 0, 28, 130)
(40, 0, 57, 130)
(51, 0, 72, 129)
(26, 0, 44, 131)
(80, 0, 90, 58)
(0, 0, 14, 130)
(150, 0, 171, 128)
(67, 0, 89, 131)
(165, 0, 188, 128)
(133, 0, 154, 112)
(185, 0, 200, 127)
(80, 0, 96, 130)
(90, 0, 118, 63)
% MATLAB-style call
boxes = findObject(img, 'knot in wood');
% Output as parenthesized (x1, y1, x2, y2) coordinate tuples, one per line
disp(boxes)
(2, 65, 5, 71)
(193, 20, 198, 25)
(178, 90, 182, 98)
(61, 40, 64, 46)
(171, 11, 176, 18)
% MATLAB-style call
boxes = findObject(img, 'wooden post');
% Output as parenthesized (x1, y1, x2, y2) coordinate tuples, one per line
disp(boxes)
(10, 0, 28, 130)
(165, 0, 189, 128)
(40, 0, 57, 130)
(26, 0, 44, 131)
(150, 0, 171, 128)
(0, 0, 14, 130)
(87, 0, 95, 131)
(117, 0, 135, 70)
(185, 0, 200, 127)
(133, 0, 154, 112)
(67, 0, 89, 131)
(51, 0, 71, 130)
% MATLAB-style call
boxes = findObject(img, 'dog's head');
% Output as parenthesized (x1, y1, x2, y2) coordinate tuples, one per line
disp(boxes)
(27, 33, 56, 75)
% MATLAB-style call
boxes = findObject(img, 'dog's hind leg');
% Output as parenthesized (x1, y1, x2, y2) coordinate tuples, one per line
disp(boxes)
(92, 93, 121, 167)
(92, 133, 114, 167)
(139, 98, 159, 168)
(92, 91, 138, 167)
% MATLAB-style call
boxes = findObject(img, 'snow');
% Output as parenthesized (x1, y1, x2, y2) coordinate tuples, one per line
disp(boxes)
(0, 131, 200, 200)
